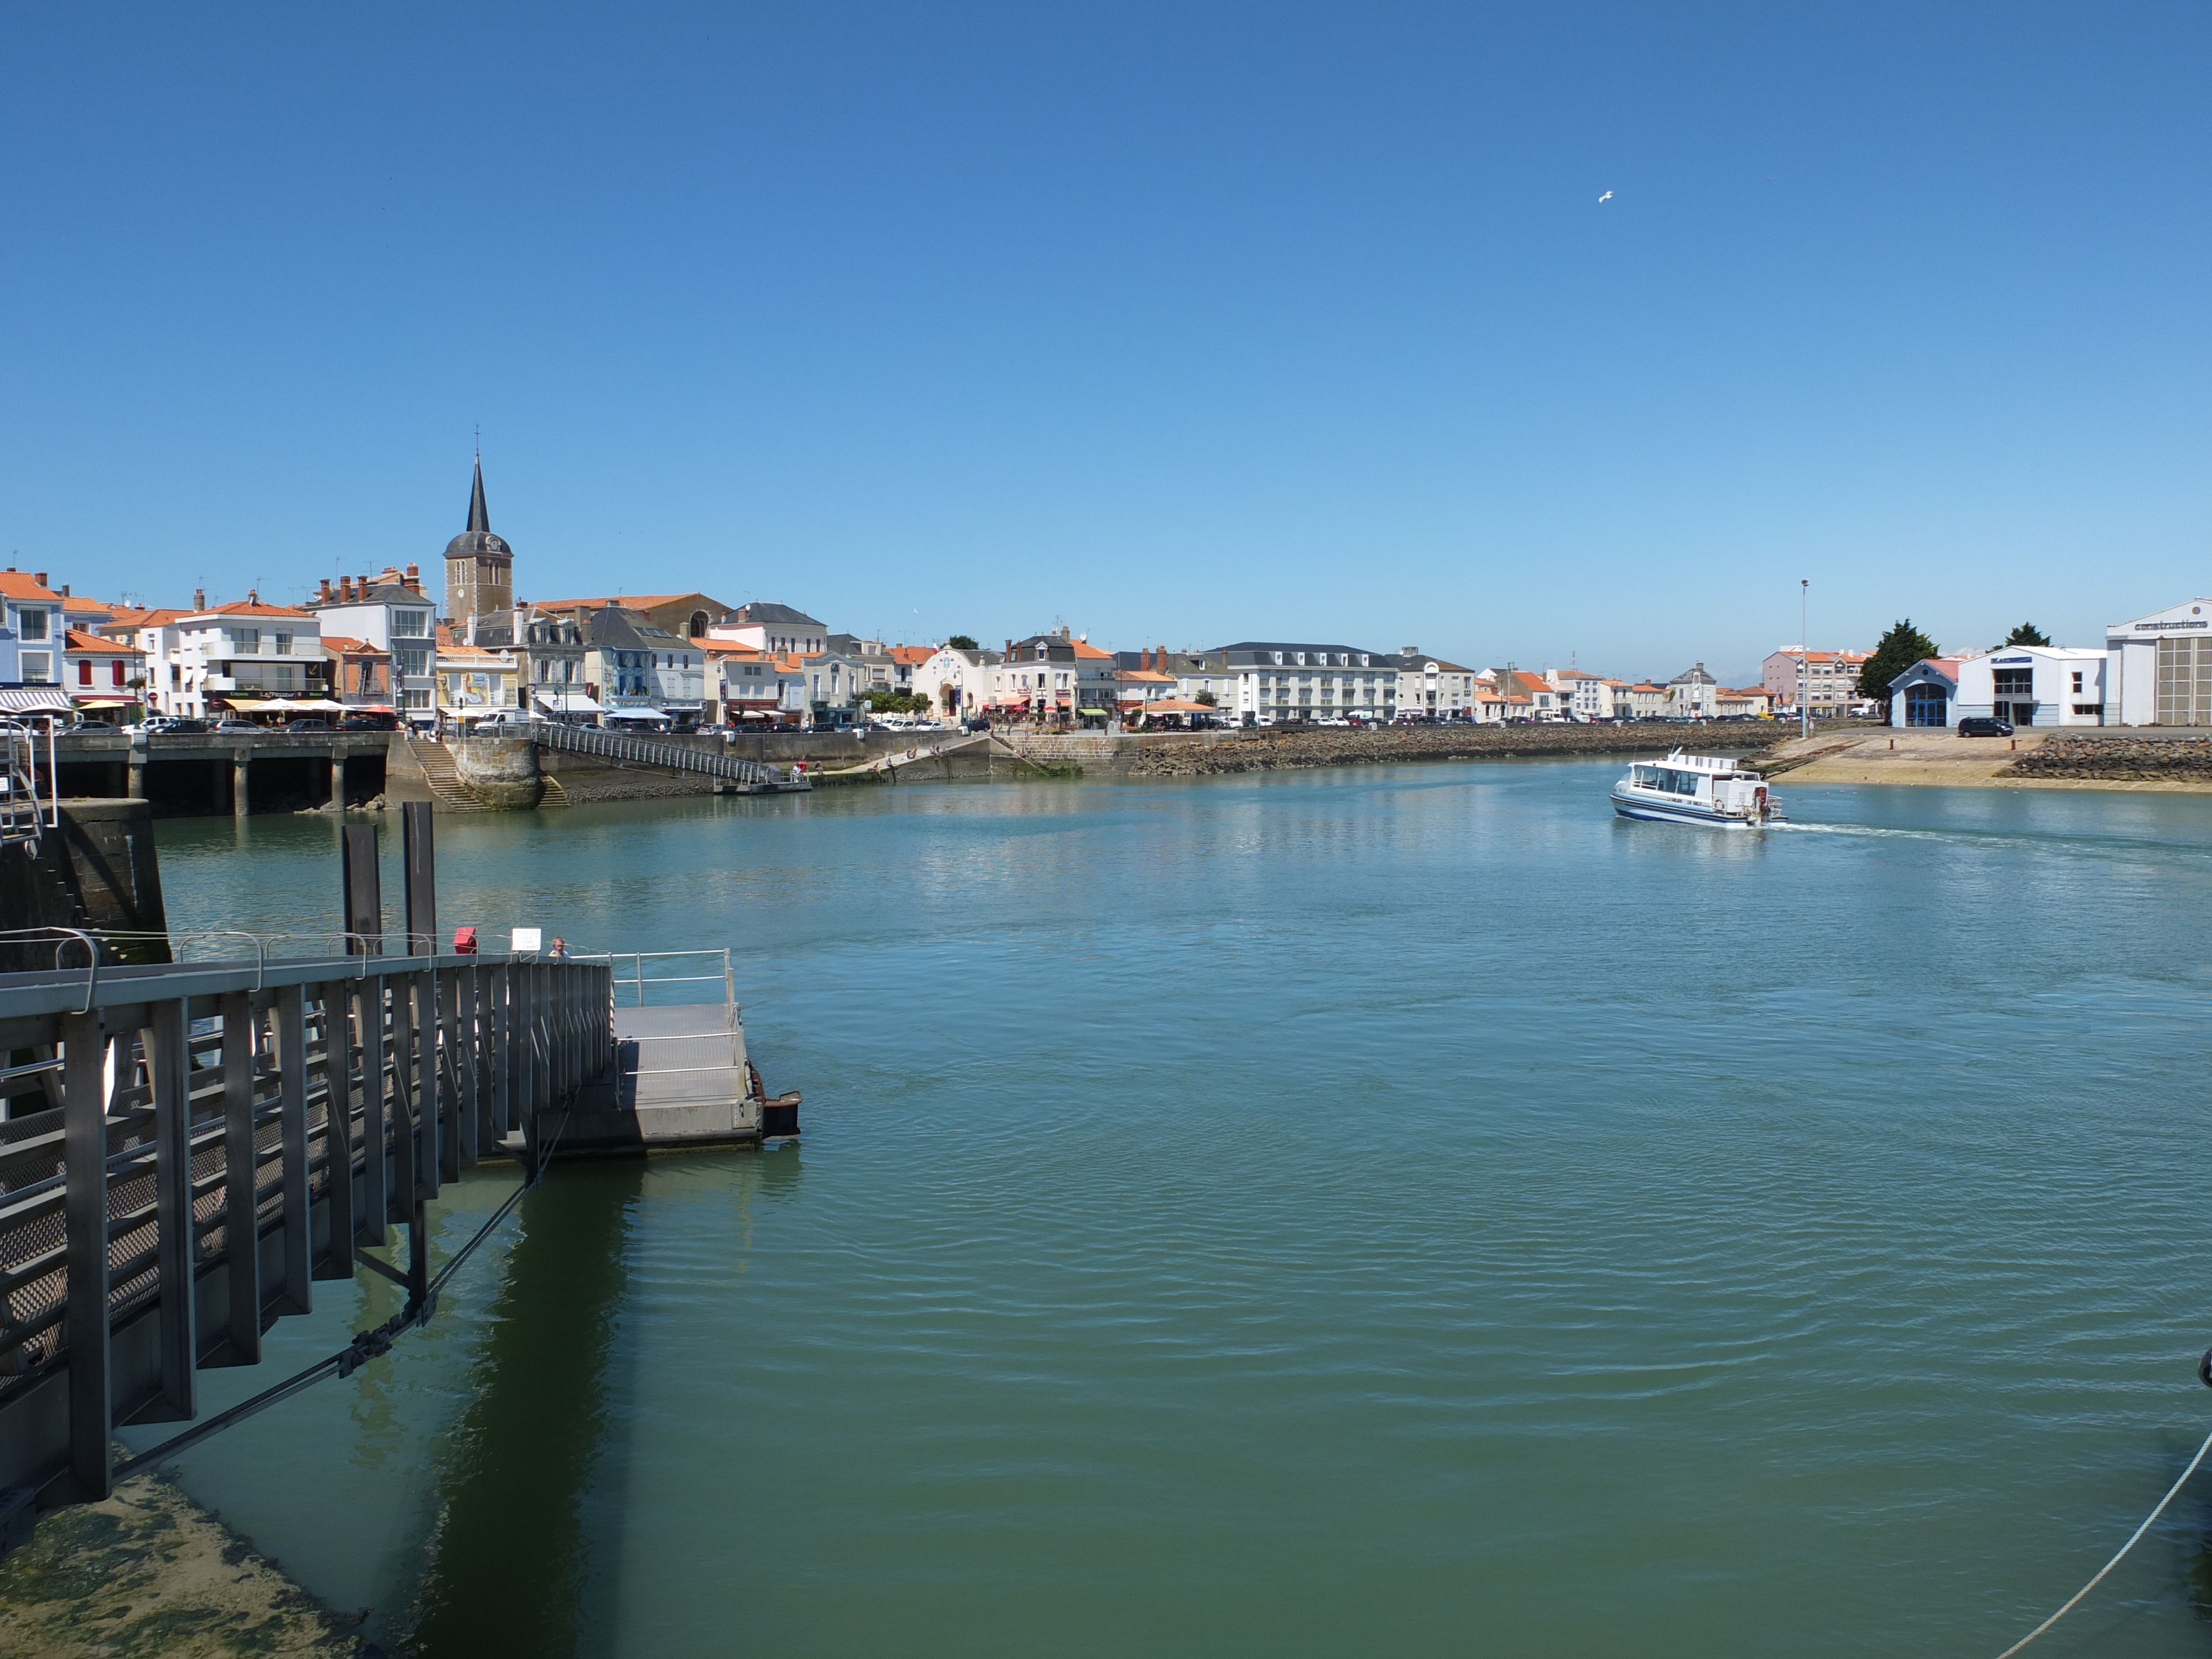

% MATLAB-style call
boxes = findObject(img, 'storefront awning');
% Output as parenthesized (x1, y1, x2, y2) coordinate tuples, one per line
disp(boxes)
(72, 695, 139, 707)
(605, 707, 669, 721)
(535, 692, 606, 714)
(220, 697, 347, 713)
(0, 688, 76, 714)
(1077, 707, 1110, 717)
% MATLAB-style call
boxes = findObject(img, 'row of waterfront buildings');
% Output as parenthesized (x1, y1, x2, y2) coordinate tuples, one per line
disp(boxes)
(0, 461, 1813, 731)
(0, 461, 2199, 732)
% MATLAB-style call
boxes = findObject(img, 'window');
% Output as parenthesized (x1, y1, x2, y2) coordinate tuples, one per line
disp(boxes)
(2070, 671, 2084, 693)
(234, 628, 260, 651)
(401, 688, 431, 710)
(274, 632, 292, 655)
(1992, 669, 2033, 697)
(391, 611, 429, 638)
(77, 660, 93, 686)
(395, 648, 429, 677)
(19, 651, 51, 684)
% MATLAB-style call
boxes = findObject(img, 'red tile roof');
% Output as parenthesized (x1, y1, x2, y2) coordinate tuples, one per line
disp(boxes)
(0, 572, 62, 603)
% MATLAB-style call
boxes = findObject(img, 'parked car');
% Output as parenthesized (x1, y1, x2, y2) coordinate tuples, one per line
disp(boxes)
(211, 720, 262, 733)
(279, 718, 332, 733)
(126, 716, 207, 735)
(339, 712, 401, 731)
(961, 717, 990, 732)
(66, 719, 120, 734)
(470, 710, 542, 730)
(1958, 716, 2014, 737)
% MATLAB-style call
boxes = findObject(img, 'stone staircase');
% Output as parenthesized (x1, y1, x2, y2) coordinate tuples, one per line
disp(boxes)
(403, 737, 492, 812)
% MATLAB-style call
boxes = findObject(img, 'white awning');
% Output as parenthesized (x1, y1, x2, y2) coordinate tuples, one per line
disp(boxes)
(0, 688, 81, 713)
(604, 706, 669, 721)
(534, 692, 606, 714)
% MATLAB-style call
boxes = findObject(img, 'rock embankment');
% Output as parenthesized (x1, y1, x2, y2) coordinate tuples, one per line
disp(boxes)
(2005, 737, 2212, 781)
(1125, 722, 1813, 778)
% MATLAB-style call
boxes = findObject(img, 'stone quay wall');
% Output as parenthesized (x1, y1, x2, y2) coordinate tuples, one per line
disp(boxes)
(2006, 735, 2212, 780)
(1124, 722, 1819, 778)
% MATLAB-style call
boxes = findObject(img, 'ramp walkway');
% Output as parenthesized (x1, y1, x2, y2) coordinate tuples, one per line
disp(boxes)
(561, 951, 797, 1150)
(533, 723, 808, 792)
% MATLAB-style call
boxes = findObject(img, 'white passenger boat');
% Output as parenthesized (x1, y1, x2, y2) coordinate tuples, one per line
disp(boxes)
(1610, 750, 1782, 827)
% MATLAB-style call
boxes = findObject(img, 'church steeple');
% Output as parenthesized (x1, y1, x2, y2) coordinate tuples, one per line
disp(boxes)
(467, 457, 491, 535)
(444, 453, 514, 626)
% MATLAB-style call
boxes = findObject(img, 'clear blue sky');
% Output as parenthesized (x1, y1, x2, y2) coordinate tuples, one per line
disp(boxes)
(3, 3, 2204, 681)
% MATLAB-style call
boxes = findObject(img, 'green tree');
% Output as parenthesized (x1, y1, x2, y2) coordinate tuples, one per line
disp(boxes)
(945, 634, 979, 651)
(2001, 622, 2051, 646)
(1193, 689, 1217, 707)
(1856, 619, 1942, 716)
(864, 688, 930, 714)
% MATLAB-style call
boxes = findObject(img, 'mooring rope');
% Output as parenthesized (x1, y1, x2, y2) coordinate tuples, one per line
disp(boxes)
(1992, 1422, 2212, 1658)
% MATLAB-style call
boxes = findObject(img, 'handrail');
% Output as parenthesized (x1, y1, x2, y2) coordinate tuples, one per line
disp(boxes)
(529, 720, 802, 789)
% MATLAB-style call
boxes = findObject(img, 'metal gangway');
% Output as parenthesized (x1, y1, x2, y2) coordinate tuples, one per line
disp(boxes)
(530, 721, 807, 792)
(563, 949, 795, 1147)
(0, 934, 615, 1541)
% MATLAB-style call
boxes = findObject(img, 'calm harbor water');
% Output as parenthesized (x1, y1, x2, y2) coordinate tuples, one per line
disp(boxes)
(124, 760, 2212, 1656)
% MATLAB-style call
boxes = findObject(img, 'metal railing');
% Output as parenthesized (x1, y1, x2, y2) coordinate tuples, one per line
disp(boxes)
(578, 948, 735, 1009)
(0, 721, 54, 851)
(0, 948, 614, 1511)
(530, 721, 801, 789)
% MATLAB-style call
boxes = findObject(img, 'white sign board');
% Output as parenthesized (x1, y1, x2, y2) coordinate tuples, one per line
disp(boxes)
(510, 927, 542, 954)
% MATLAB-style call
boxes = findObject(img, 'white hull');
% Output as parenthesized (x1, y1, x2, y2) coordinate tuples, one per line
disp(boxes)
(1610, 790, 1761, 827)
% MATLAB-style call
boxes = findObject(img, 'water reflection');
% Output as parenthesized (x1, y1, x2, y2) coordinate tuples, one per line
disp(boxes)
(400, 1160, 645, 1659)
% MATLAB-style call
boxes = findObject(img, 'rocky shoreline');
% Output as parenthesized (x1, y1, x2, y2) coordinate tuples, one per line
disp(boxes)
(2005, 736, 2212, 781)
(1123, 721, 1828, 778)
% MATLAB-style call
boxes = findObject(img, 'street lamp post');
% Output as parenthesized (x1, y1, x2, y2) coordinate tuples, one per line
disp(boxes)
(1800, 580, 1811, 739)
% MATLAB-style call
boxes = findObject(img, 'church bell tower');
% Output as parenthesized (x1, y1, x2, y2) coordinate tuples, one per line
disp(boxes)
(442, 457, 514, 624)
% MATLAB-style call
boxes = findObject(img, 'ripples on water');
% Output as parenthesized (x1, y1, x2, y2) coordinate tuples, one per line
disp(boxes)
(129, 763, 2212, 1656)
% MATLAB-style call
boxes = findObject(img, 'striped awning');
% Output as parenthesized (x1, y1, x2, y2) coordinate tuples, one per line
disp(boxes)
(0, 688, 76, 714)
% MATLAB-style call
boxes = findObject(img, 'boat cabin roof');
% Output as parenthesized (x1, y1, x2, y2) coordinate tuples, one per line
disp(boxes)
(1658, 751, 1751, 773)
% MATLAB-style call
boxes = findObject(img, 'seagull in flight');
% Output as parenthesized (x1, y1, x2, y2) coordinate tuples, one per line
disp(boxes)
(1598, 190, 1614, 203)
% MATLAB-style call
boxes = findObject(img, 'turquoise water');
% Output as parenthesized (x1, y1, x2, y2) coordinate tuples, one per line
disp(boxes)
(128, 763, 2212, 1656)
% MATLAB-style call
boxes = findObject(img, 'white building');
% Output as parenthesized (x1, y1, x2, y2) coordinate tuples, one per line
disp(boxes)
(1547, 667, 1620, 720)
(1665, 663, 1720, 719)
(2106, 598, 2212, 727)
(1888, 645, 2109, 728)
(1399, 653, 1480, 718)
(914, 645, 1005, 721)
(309, 568, 440, 724)
(1211, 641, 1397, 724)
(707, 646, 808, 724)
(711, 602, 828, 658)
(170, 597, 329, 719)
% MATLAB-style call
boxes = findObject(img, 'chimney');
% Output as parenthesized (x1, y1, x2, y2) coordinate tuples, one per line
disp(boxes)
(192, 588, 206, 612)
(316, 577, 332, 603)
(60, 584, 69, 598)
(33, 572, 46, 589)
(247, 587, 259, 605)
(1402, 645, 1418, 658)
